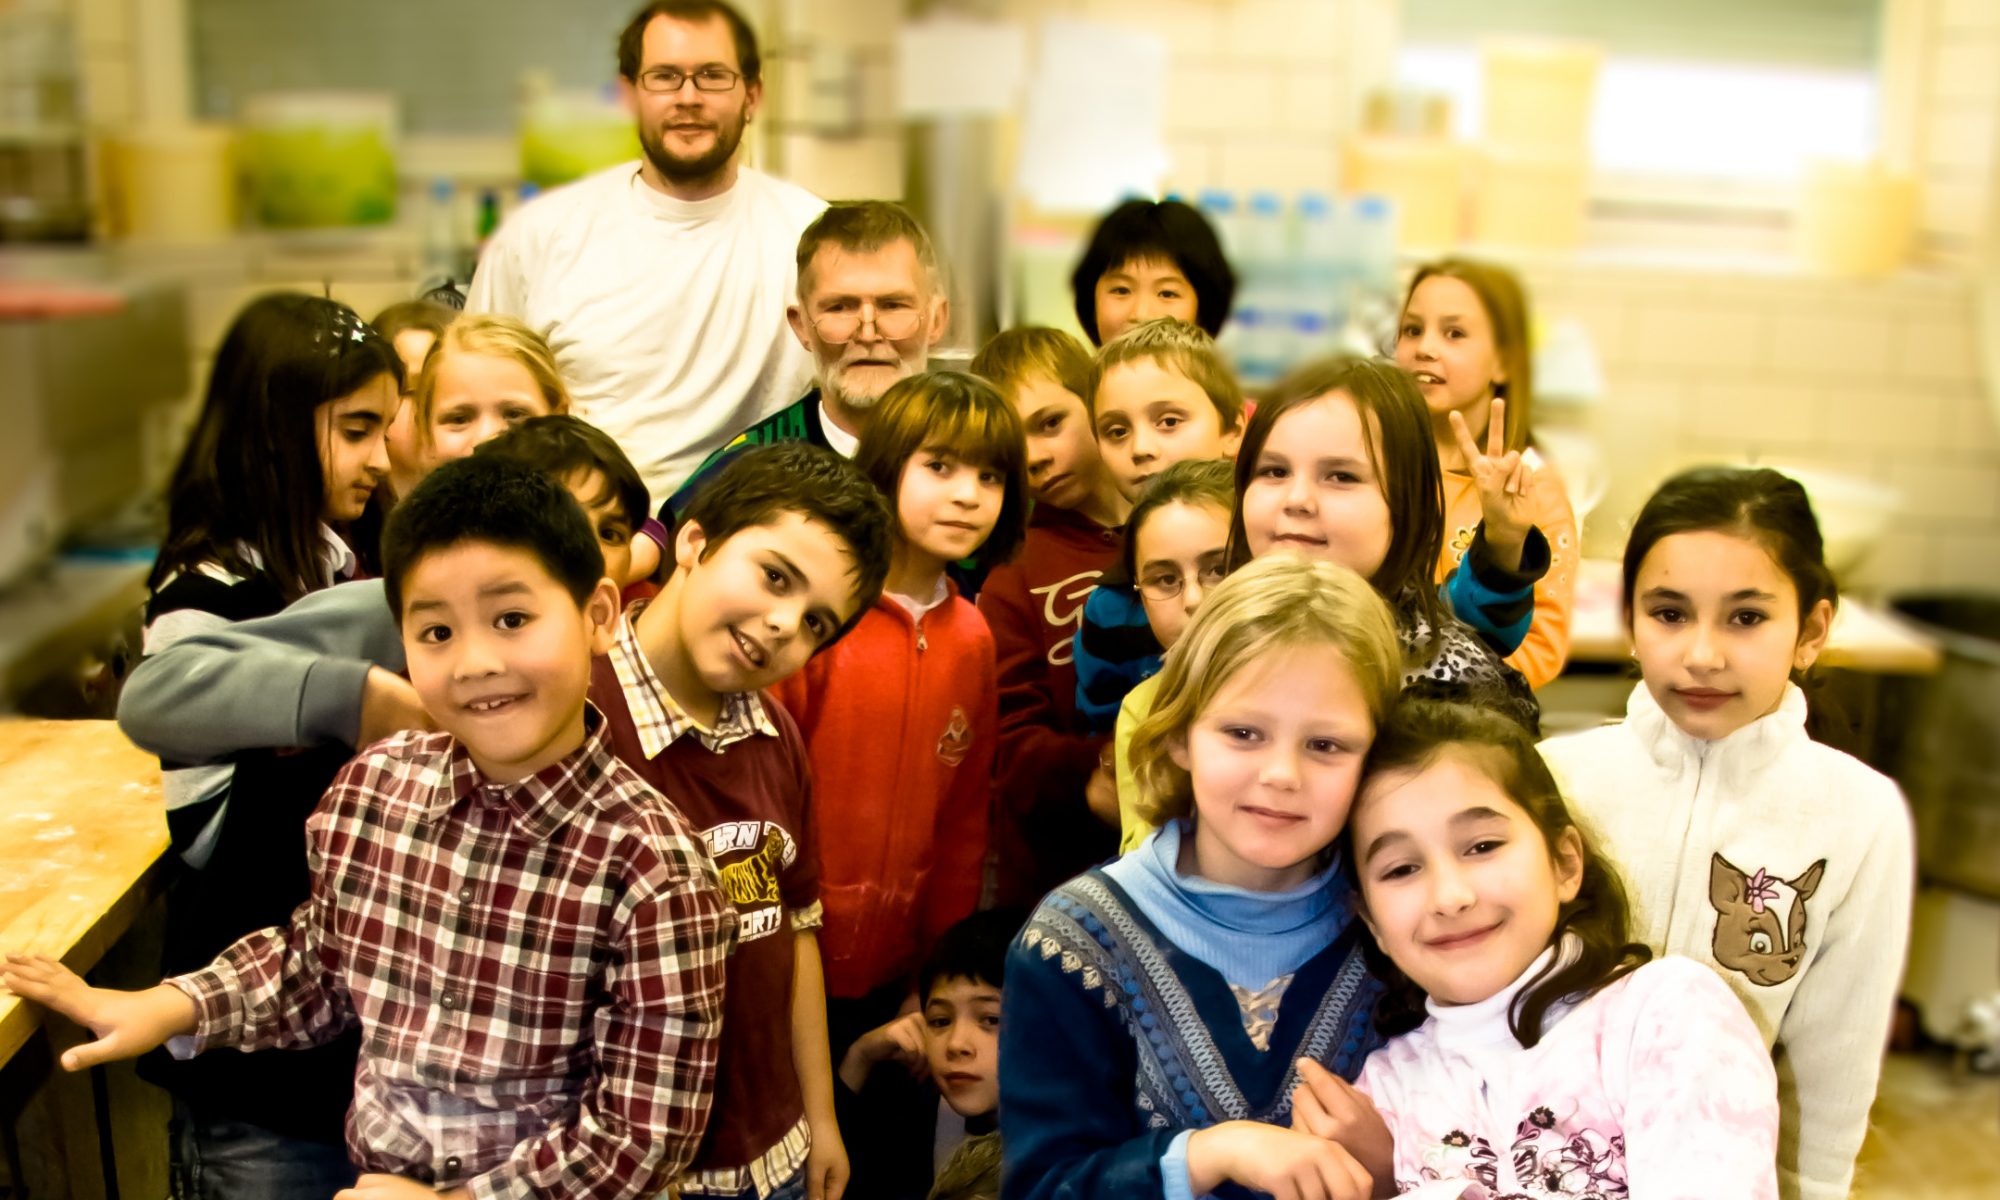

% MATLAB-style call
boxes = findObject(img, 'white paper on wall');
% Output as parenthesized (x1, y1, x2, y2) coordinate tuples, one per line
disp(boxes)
(896, 17, 1028, 119)
(1014, 18, 1169, 214)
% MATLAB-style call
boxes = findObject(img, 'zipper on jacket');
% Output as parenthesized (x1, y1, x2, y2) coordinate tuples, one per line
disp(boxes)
(1665, 747, 1707, 936)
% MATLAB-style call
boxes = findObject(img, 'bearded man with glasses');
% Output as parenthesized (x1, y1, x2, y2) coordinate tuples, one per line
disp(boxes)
(663, 201, 951, 523)
(468, 1, 827, 505)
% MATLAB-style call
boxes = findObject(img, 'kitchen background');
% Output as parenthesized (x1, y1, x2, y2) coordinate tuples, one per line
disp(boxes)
(2, 0, 1998, 1195)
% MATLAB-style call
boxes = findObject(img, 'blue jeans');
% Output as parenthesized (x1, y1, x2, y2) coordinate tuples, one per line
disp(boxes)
(168, 1099, 358, 1200)
(696, 1165, 808, 1200)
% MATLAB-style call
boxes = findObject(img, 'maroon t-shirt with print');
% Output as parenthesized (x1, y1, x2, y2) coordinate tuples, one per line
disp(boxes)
(590, 656, 818, 1174)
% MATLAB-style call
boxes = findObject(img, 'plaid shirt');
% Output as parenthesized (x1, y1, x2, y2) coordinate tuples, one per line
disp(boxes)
(612, 602, 778, 757)
(168, 713, 737, 1200)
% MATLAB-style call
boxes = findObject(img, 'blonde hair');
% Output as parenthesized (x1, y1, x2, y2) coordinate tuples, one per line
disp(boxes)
(413, 313, 571, 443)
(970, 325, 1093, 405)
(1129, 554, 1404, 827)
(1086, 317, 1244, 431)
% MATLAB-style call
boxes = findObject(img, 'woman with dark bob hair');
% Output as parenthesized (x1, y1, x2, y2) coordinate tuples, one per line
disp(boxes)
(1069, 198, 1236, 346)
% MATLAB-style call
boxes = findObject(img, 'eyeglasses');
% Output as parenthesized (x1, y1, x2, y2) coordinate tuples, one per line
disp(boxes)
(811, 305, 923, 345)
(637, 66, 742, 93)
(1136, 561, 1229, 602)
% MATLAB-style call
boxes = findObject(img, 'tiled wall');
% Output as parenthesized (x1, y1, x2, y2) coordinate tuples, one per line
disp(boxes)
(1525, 262, 2000, 596)
(1893, 0, 2000, 261)
(1002, 0, 1398, 198)
(764, 0, 1399, 202)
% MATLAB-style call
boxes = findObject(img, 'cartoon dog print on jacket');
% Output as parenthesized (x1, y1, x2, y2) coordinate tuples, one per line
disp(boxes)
(1709, 853, 1826, 986)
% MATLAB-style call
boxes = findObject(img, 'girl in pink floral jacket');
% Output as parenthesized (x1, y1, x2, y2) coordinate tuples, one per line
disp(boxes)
(1301, 700, 1778, 1200)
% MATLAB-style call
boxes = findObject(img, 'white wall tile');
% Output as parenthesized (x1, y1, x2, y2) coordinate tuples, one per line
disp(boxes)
(73, 0, 134, 51)
(1894, 309, 1981, 381)
(1082, 0, 1223, 57)
(1627, 305, 1767, 372)
(1166, 64, 1279, 137)
(1920, 526, 2000, 591)
(1846, 527, 1932, 596)
(1279, 66, 1341, 137)
(1767, 309, 1894, 377)
(778, 133, 903, 200)
(1865, 388, 1949, 452)
(1938, 0, 2000, 34)
(80, 50, 136, 125)
(1919, 177, 1990, 244)
(1928, 38, 2000, 106)
(1889, 460, 2000, 521)
(1218, 138, 1336, 194)
(1163, 137, 1219, 192)
(1943, 387, 2000, 459)
(1225, 1, 1343, 64)
(1690, 383, 1822, 448)
(791, 0, 904, 51)
(1923, 102, 2000, 177)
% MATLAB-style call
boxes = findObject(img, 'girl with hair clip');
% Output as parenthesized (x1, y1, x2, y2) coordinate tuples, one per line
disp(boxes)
(772, 371, 1029, 1051)
(1229, 356, 1542, 732)
(1397, 259, 1579, 688)
(1308, 698, 1779, 1199)
(140, 291, 402, 1194)
(412, 312, 665, 583)
(1538, 467, 1914, 1200)
(1002, 554, 1406, 1200)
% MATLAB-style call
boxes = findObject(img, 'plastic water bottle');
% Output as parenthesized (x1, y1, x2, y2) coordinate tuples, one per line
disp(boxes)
(1196, 188, 1242, 265)
(1351, 194, 1399, 301)
(1233, 191, 1293, 372)
(418, 179, 467, 309)
(1293, 191, 1347, 343)
(1331, 195, 1400, 357)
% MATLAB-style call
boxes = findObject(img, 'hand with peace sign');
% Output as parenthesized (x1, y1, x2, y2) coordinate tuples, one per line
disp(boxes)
(1447, 397, 1537, 575)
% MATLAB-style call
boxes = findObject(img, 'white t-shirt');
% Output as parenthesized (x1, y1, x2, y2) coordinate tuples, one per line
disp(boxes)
(467, 161, 827, 500)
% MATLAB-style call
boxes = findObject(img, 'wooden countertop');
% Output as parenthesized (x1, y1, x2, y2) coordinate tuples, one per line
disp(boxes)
(0, 719, 165, 1066)
(1567, 558, 1944, 675)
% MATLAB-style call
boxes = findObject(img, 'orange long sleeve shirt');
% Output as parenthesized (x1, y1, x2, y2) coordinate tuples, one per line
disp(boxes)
(1436, 451, 1579, 689)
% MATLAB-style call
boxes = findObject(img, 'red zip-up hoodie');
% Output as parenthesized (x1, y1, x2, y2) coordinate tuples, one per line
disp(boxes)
(769, 586, 995, 1000)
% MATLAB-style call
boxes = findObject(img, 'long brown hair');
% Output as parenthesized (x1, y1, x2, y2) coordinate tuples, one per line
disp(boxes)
(152, 293, 402, 603)
(1224, 355, 1446, 642)
(1403, 259, 1534, 452)
(1355, 699, 1650, 1048)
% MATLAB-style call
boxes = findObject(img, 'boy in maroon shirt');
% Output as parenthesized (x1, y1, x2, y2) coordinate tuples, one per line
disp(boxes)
(969, 328, 1130, 906)
(592, 442, 891, 1200)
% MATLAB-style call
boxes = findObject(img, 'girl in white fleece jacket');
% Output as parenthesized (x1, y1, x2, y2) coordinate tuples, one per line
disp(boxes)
(1539, 467, 1913, 1200)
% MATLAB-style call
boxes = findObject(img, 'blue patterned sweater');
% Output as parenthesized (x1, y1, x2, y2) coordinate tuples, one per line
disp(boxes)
(998, 822, 1383, 1200)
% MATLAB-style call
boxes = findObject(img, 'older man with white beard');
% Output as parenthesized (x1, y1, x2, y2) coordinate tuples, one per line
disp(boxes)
(663, 200, 950, 521)
(468, 0, 826, 502)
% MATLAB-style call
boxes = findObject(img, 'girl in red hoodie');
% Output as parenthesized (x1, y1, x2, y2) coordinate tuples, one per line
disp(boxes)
(772, 371, 1030, 1051)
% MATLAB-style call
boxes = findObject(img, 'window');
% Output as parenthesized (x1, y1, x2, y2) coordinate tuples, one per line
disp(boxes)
(1397, 0, 1883, 204)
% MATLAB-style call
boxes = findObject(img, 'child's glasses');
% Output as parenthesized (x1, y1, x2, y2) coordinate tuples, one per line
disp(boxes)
(636, 66, 742, 93)
(1137, 561, 1228, 602)
(811, 305, 923, 345)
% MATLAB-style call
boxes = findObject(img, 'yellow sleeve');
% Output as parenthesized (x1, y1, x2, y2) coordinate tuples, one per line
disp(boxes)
(1115, 674, 1162, 853)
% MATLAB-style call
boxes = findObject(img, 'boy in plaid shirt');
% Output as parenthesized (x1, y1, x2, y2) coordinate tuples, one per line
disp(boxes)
(2, 456, 737, 1200)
